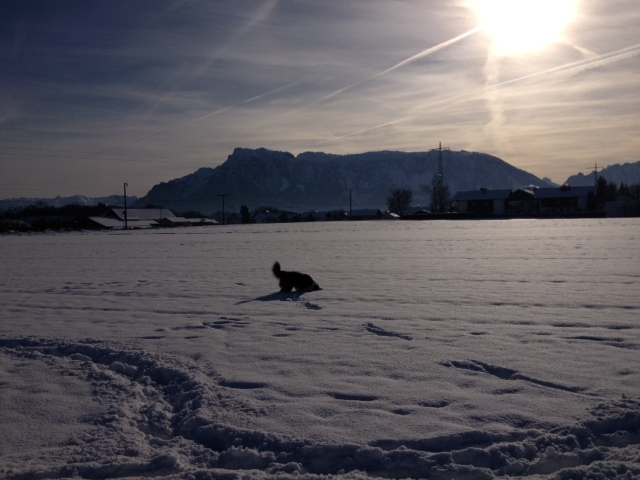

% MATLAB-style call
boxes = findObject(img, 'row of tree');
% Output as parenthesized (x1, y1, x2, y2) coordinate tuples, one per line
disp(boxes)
(595, 177, 640, 205)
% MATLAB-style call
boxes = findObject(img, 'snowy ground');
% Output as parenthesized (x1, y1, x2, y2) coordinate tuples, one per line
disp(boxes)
(1, 219, 639, 479)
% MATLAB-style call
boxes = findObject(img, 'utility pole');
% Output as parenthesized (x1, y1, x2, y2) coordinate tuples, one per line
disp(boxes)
(123, 182, 128, 230)
(218, 194, 229, 225)
(349, 188, 353, 220)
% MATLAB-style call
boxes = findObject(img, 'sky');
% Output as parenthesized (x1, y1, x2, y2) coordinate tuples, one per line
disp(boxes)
(1, 0, 639, 199)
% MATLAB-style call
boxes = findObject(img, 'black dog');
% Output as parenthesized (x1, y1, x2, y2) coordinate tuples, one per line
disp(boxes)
(272, 261, 320, 292)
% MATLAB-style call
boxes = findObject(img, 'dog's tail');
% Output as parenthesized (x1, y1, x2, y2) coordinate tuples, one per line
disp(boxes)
(272, 261, 282, 279)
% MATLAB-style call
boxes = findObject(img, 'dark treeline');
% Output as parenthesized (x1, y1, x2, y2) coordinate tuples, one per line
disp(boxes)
(0, 203, 111, 232)
(597, 177, 640, 204)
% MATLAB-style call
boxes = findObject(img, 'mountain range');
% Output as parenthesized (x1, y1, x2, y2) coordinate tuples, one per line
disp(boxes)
(2, 149, 639, 214)
(136, 148, 551, 213)
(564, 161, 640, 188)
(0, 195, 137, 212)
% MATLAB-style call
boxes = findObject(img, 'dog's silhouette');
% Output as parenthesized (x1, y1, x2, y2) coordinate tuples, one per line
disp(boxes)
(272, 261, 320, 292)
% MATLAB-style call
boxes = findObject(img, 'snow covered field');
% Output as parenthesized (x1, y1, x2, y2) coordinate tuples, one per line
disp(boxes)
(1, 219, 639, 479)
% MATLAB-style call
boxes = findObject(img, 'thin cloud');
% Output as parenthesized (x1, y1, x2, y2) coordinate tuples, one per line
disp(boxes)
(319, 41, 640, 146)
(319, 26, 483, 103)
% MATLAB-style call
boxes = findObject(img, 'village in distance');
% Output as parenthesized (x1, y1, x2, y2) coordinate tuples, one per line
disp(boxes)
(1, 147, 639, 232)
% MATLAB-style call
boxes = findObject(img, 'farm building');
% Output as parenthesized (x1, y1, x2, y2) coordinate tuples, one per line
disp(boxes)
(86, 208, 216, 229)
(453, 189, 512, 216)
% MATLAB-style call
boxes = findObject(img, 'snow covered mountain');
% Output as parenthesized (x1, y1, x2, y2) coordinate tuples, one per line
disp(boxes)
(564, 160, 640, 187)
(138, 147, 550, 213)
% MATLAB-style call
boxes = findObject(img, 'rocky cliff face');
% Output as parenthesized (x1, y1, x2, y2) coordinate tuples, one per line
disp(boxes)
(137, 147, 549, 213)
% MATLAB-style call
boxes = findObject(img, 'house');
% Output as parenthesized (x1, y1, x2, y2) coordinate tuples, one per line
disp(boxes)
(401, 207, 434, 220)
(86, 208, 169, 229)
(534, 185, 595, 215)
(158, 216, 217, 227)
(301, 211, 327, 221)
(86, 208, 216, 229)
(84, 216, 135, 229)
(453, 189, 512, 216)
(105, 208, 175, 222)
(452, 186, 598, 217)
(350, 209, 383, 221)
(326, 210, 349, 221)
(506, 188, 536, 215)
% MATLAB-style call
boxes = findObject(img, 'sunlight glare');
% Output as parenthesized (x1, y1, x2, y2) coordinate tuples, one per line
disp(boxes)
(470, 0, 578, 55)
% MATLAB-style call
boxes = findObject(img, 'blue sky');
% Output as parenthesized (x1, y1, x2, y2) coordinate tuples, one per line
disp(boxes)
(2, 0, 639, 198)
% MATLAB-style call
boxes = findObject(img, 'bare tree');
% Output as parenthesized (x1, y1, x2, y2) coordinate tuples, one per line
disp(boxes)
(387, 188, 413, 215)
(424, 173, 451, 213)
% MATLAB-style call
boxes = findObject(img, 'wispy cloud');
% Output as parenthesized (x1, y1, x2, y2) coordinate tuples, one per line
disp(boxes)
(319, 26, 483, 103)
(1, 0, 639, 197)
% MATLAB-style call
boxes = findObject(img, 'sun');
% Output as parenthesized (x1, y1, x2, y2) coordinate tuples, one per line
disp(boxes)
(469, 0, 578, 56)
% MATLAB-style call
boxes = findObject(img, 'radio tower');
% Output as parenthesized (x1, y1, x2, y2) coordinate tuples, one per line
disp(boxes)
(429, 142, 450, 213)
(586, 163, 599, 189)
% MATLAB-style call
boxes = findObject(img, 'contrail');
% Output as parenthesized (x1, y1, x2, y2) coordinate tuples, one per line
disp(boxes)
(319, 26, 483, 103)
(375, 26, 483, 77)
(194, 0, 280, 76)
(243, 81, 298, 104)
(137, 0, 282, 143)
(479, 42, 640, 94)
(402, 42, 640, 118)
(316, 117, 412, 146)
(319, 42, 640, 145)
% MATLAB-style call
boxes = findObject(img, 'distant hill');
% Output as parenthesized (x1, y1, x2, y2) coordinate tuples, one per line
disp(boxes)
(137, 147, 550, 213)
(0, 195, 137, 212)
(565, 161, 640, 187)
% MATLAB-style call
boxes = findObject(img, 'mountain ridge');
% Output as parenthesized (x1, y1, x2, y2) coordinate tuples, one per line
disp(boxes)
(137, 147, 551, 213)
(4, 151, 639, 213)
(565, 161, 640, 187)
(0, 194, 137, 212)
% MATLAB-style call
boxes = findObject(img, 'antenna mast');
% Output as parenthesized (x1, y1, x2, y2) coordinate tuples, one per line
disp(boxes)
(586, 163, 599, 190)
(429, 142, 450, 213)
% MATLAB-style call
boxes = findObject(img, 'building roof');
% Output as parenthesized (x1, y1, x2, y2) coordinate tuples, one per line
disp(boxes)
(534, 186, 595, 199)
(106, 208, 176, 221)
(510, 188, 536, 199)
(86, 217, 158, 229)
(159, 217, 217, 226)
(453, 189, 512, 201)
